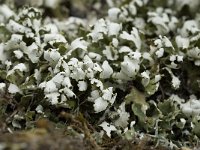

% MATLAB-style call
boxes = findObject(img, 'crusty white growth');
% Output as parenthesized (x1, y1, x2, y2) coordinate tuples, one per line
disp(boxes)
(1, 1, 200, 143)
(13, 50, 23, 59)
(100, 60, 113, 79)
(154, 38, 162, 48)
(88, 90, 100, 102)
(90, 79, 104, 90)
(180, 20, 199, 37)
(94, 97, 109, 113)
(121, 56, 140, 78)
(148, 8, 178, 35)
(163, 36, 173, 48)
(0, 82, 6, 93)
(7, 20, 32, 33)
(154, 75, 161, 83)
(141, 71, 150, 87)
(24, 42, 42, 63)
(119, 46, 132, 53)
(5, 60, 12, 70)
(88, 19, 107, 42)
(128, 2, 137, 16)
(45, 92, 60, 105)
(92, 63, 102, 72)
(128, 51, 141, 60)
(43, 34, 67, 43)
(44, 48, 61, 63)
(0, 43, 7, 63)
(175, 36, 190, 49)
(133, 17, 145, 30)
(155, 48, 164, 58)
(44, 0, 60, 9)
(187, 47, 200, 66)
(44, 80, 58, 93)
(0, 4, 14, 20)
(34, 69, 41, 84)
(114, 102, 130, 128)
(52, 73, 65, 86)
(141, 71, 150, 79)
(107, 22, 121, 36)
(70, 38, 88, 51)
(3, 34, 23, 51)
(35, 105, 44, 114)
(8, 83, 21, 94)
(169, 55, 176, 62)
(112, 38, 119, 47)
(88, 52, 102, 61)
(181, 96, 200, 116)
(148, 11, 169, 34)
(99, 121, 117, 137)
(120, 27, 141, 50)
(63, 87, 75, 98)
(171, 75, 181, 89)
(7, 63, 27, 76)
(78, 81, 88, 91)
(62, 77, 72, 88)
(43, 24, 58, 34)
(103, 46, 118, 60)
(70, 67, 85, 81)
(102, 87, 116, 104)
(166, 68, 181, 89)
(108, 7, 121, 22)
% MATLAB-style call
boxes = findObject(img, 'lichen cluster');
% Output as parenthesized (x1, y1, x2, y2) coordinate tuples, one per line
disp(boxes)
(0, 0, 200, 149)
